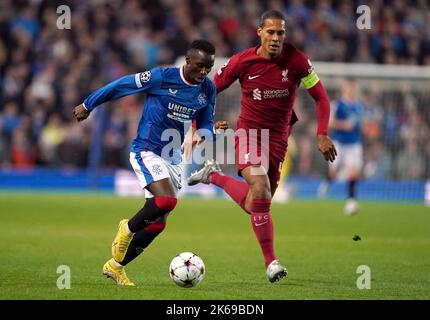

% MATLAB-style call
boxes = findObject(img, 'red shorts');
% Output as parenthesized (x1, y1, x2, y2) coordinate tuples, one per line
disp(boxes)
(235, 120, 290, 192)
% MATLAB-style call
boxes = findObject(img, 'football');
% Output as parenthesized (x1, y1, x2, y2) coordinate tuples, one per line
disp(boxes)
(169, 252, 205, 288)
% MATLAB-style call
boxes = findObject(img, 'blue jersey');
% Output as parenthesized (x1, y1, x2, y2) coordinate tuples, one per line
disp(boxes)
(83, 67, 216, 164)
(331, 99, 364, 144)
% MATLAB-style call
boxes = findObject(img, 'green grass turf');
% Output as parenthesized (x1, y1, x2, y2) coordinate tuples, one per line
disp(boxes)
(0, 193, 429, 300)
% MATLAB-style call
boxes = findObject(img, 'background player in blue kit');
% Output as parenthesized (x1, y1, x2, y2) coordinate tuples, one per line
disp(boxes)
(318, 79, 364, 215)
(73, 40, 227, 286)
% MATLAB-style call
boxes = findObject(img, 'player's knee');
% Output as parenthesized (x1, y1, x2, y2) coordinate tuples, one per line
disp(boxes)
(154, 196, 177, 213)
(144, 221, 166, 233)
(250, 183, 271, 199)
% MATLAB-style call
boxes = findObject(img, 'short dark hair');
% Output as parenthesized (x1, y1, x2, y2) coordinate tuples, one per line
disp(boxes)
(188, 40, 215, 55)
(258, 10, 285, 27)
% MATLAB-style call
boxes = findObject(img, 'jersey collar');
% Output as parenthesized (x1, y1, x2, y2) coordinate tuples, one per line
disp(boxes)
(180, 66, 199, 87)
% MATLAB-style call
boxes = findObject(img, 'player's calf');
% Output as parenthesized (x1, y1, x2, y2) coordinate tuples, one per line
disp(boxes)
(111, 196, 176, 264)
(128, 196, 177, 232)
(121, 221, 167, 265)
(250, 198, 277, 267)
(243, 170, 271, 212)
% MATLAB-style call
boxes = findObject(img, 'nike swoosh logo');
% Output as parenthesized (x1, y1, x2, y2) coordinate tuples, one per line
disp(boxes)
(169, 88, 178, 94)
(248, 75, 260, 80)
(254, 221, 268, 227)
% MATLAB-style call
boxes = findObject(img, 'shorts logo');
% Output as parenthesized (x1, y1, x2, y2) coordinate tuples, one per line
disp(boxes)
(253, 88, 262, 100)
(151, 164, 163, 175)
(140, 71, 151, 83)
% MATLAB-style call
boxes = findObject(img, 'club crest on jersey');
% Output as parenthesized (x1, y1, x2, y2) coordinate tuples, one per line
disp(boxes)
(282, 69, 288, 82)
(140, 71, 151, 83)
(198, 93, 207, 106)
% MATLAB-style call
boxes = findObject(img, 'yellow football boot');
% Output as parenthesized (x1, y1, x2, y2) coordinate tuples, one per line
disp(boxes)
(102, 258, 135, 286)
(111, 219, 133, 263)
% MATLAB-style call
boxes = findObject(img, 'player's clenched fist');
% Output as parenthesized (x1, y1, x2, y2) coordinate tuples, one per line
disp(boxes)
(215, 120, 229, 131)
(317, 134, 337, 162)
(73, 104, 90, 122)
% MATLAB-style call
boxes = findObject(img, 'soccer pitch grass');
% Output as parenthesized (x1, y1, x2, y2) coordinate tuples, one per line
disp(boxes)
(0, 193, 429, 300)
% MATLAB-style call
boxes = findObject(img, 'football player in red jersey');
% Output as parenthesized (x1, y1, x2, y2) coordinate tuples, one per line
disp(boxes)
(188, 10, 337, 282)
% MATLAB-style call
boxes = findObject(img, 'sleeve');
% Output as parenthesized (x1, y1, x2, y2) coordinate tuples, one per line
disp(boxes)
(307, 82, 330, 135)
(83, 68, 162, 111)
(213, 54, 242, 94)
(297, 55, 320, 90)
(195, 84, 216, 141)
(295, 52, 331, 135)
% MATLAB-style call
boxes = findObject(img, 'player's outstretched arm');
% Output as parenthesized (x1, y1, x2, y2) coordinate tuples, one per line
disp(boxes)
(74, 70, 159, 121)
(214, 120, 229, 132)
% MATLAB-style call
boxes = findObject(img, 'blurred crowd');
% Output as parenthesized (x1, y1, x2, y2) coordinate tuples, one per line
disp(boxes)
(1, 0, 430, 180)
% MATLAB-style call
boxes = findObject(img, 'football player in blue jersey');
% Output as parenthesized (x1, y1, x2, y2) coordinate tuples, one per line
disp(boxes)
(73, 40, 228, 286)
(318, 78, 364, 215)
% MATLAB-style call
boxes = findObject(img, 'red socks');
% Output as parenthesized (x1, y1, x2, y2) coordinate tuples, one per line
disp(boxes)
(251, 198, 276, 268)
(209, 172, 277, 268)
(210, 172, 249, 211)
(143, 221, 166, 233)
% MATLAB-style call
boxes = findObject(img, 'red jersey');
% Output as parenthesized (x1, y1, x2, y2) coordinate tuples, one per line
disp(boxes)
(214, 43, 319, 135)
